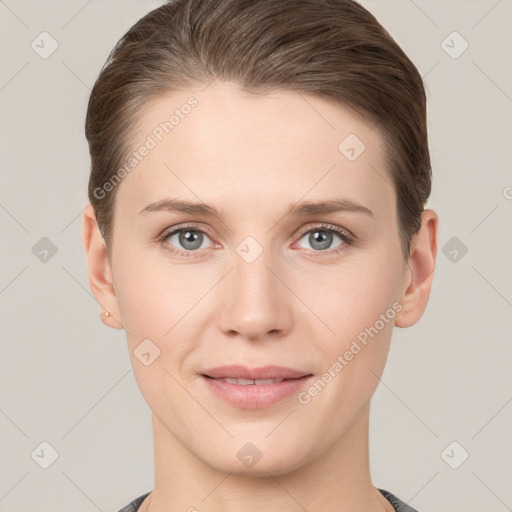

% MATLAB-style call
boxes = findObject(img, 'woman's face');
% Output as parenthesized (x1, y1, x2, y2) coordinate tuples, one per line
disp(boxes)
(94, 82, 420, 474)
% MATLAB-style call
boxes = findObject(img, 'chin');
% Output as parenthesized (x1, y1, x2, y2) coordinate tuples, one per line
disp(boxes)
(202, 442, 307, 477)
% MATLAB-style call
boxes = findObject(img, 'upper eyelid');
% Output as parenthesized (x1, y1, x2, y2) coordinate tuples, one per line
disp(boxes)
(160, 222, 214, 238)
(296, 223, 352, 238)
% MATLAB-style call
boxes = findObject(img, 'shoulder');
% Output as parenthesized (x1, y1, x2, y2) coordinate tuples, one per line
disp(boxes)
(117, 491, 151, 512)
(378, 488, 421, 512)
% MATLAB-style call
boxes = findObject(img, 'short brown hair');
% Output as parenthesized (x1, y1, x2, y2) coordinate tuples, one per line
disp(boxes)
(85, 0, 431, 260)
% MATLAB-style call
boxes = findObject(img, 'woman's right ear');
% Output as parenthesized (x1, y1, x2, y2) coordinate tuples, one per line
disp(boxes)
(81, 203, 124, 329)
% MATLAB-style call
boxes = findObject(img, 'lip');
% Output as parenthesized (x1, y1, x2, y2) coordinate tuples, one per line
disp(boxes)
(200, 365, 314, 409)
(202, 365, 310, 380)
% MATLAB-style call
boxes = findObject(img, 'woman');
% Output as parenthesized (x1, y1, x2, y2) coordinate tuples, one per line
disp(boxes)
(82, 0, 438, 510)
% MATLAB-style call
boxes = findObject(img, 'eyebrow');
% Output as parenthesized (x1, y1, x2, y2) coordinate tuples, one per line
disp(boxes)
(138, 198, 374, 219)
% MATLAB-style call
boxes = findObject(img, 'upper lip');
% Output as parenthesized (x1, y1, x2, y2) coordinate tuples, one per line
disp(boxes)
(202, 365, 311, 380)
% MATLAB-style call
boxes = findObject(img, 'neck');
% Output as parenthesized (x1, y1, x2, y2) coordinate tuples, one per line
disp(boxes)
(142, 403, 393, 512)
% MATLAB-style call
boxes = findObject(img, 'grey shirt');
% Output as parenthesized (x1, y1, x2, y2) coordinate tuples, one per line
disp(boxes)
(118, 488, 419, 511)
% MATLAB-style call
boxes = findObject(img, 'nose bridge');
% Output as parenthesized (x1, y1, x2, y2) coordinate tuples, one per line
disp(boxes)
(218, 239, 291, 339)
(234, 243, 274, 297)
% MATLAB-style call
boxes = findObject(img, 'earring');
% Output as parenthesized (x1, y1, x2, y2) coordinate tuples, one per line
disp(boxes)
(104, 311, 111, 317)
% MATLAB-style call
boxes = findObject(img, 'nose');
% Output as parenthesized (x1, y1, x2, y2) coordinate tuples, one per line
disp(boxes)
(217, 246, 293, 342)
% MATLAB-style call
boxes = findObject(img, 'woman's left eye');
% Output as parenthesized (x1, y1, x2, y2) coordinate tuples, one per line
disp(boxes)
(294, 225, 352, 254)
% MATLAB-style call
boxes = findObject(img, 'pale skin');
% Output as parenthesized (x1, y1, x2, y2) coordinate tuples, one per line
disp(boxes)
(82, 81, 438, 512)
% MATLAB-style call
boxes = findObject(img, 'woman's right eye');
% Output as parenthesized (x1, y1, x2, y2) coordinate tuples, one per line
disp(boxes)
(160, 226, 216, 257)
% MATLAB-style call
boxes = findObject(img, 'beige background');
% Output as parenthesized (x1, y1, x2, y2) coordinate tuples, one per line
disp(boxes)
(1, 0, 511, 510)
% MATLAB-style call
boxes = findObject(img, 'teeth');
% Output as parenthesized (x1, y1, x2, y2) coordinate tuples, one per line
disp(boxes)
(220, 378, 285, 385)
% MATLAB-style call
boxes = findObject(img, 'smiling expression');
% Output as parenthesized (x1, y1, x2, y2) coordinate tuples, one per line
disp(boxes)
(91, 80, 415, 475)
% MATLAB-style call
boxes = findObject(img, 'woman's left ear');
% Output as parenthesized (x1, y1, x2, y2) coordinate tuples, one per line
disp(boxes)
(395, 208, 439, 328)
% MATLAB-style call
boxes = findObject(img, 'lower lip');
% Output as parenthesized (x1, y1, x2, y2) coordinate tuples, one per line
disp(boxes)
(200, 374, 313, 409)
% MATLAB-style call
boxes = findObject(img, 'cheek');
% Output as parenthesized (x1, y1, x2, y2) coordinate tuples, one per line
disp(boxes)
(113, 256, 203, 335)
(298, 255, 402, 344)
(113, 257, 215, 379)
(114, 269, 165, 335)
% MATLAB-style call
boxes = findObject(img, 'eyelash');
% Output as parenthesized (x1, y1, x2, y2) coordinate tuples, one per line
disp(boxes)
(157, 222, 355, 259)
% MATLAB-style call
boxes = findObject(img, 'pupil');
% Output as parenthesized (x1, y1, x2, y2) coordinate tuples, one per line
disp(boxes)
(180, 230, 202, 250)
(310, 230, 331, 250)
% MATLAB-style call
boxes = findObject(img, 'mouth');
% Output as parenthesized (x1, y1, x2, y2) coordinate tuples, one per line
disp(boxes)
(202, 376, 294, 385)
(199, 365, 314, 408)
(201, 364, 311, 381)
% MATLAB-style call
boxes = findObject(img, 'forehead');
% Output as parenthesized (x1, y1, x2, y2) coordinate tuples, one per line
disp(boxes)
(116, 81, 395, 221)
